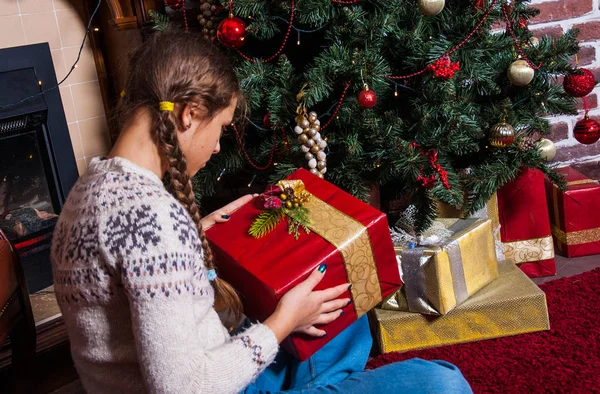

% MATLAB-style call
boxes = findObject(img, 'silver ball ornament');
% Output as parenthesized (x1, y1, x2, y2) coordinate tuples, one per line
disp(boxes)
(310, 168, 319, 175)
(305, 152, 314, 161)
(294, 126, 304, 135)
(308, 158, 317, 169)
(308, 128, 317, 137)
(317, 151, 326, 161)
(317, 160, 326, 170)
(418, 0, 445, 16)
(508, 60, 535, 86)
(305, 139, 315, 147)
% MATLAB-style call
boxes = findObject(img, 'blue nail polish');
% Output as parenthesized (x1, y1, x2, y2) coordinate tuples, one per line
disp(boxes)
(318, 264, 327, 273)
(348, 284, 353, 290)
(347, 300, 353, 306)
(340, 311, 344, 316)
(221, 215, 230, 219)
(322, 332, 327, 337)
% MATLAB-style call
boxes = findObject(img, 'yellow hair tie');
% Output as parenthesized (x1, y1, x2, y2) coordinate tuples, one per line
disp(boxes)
(159, 101, 175, 111)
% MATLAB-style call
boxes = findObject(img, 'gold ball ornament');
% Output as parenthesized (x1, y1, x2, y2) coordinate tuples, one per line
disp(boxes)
(508, 60, 535, 86)
(489, 121, 516, 148)
(537, 138, 556, 161)
(308, 112, 318, 123)
(298, 134, 309, 144)
(310, 145, 321, 154)
(418, 0, 445, 15)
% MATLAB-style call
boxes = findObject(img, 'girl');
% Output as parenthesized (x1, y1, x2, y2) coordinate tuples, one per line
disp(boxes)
(51, 30, 472, 394)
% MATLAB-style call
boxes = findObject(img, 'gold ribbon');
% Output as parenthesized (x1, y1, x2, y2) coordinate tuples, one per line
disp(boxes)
(279, 180, 382, 317)
(503, 236, 554, 264)
(552, 225, 600, 245)
(551, 178, 600, 250)
(567, 179, 599, 186)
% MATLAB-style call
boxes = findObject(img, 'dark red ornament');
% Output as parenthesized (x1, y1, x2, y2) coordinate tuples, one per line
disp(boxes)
(563, 68, 597, 97)
(263, 112, 272, 128)
(217, 16, 247, 48)
(358, 85, 377, 108)
(574, 115, 600, 145)
(165, 0, 184, 10)
(473, 0, 485, 11)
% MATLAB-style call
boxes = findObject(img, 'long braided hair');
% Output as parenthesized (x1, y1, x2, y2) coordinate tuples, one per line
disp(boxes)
(113, 30, 243, 323)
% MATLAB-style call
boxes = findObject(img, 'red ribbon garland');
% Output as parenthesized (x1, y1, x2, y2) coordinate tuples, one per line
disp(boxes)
(234, 0, 295, 64)
(232, 124, 278, 170)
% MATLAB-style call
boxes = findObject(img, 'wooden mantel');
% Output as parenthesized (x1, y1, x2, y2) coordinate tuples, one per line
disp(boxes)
(105, 0, 160, 30)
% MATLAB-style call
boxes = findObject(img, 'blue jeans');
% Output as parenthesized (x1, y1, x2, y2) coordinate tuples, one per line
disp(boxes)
(240, 316, 472, 394)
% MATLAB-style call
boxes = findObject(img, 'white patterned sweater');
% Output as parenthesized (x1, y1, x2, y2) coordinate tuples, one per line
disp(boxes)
(51, 157, 278, 394)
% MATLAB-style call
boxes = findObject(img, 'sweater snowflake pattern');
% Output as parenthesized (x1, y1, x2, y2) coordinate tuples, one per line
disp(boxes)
(51, 157, 278, 394)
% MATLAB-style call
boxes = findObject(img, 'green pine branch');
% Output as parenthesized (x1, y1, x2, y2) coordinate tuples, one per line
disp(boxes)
(248, 209, 286, 238)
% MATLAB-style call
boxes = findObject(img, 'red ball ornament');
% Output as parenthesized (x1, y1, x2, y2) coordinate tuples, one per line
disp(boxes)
(217, 16, 247, 48)
(574, 115, 600, 145)
(164, 0, 184, 10)
(263, 112, 272, 128)
(563, 68, 597, 97)
(358, 84, 377, 108)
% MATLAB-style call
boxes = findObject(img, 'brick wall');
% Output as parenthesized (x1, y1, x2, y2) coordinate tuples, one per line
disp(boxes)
(529, 0, 600, 164)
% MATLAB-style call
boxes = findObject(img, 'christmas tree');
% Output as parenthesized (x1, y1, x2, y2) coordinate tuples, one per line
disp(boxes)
(155, 0, 581, 231)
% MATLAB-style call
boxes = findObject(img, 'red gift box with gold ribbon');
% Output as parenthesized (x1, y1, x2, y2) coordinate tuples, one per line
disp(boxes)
(545, 166, 600, 257)
(206, 169, 401, 360)
(496, 168, 556, 277)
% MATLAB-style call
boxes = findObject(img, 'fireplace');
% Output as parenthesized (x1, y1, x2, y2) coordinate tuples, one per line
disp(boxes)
(0, 43, 78, 293)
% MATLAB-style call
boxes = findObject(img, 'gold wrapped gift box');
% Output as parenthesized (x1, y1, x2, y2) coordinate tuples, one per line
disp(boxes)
(371, 260, 549, 354)
(387, 218, 498, 315)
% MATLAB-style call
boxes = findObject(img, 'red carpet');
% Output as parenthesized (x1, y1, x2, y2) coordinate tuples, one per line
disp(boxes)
(367, 268, 600, 393)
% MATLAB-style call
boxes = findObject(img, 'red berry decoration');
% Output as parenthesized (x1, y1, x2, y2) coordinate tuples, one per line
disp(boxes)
(263, 112, 272, 128)
(519, 16, 528, 29)
(574, 115, 600, 145)
(217, 16, 247, 48)
(563, 68, 597, 97)
(428, 56, 460, 79)
(165, 0, 184, 10)
(358, 84, 377, 108)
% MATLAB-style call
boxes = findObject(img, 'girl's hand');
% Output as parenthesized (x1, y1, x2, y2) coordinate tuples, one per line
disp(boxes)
(200, 194, 258, 229)
(264, 265, 351, 342)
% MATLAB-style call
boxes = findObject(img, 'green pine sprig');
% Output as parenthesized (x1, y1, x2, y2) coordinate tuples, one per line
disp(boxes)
(248, 209, 286, 238)
(148, 10, 171, 31)
(285, 206, 312, 240)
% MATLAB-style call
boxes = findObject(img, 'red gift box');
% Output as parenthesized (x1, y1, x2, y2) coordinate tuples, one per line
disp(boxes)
(497, 168, 556, 277)
(545, 166, 600, 257)
(206, 169, 401, 360)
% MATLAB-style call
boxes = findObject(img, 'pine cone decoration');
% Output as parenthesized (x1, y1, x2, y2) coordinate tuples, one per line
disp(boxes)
(518, 130, 541, 152)
(197, 0, 220, 40)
